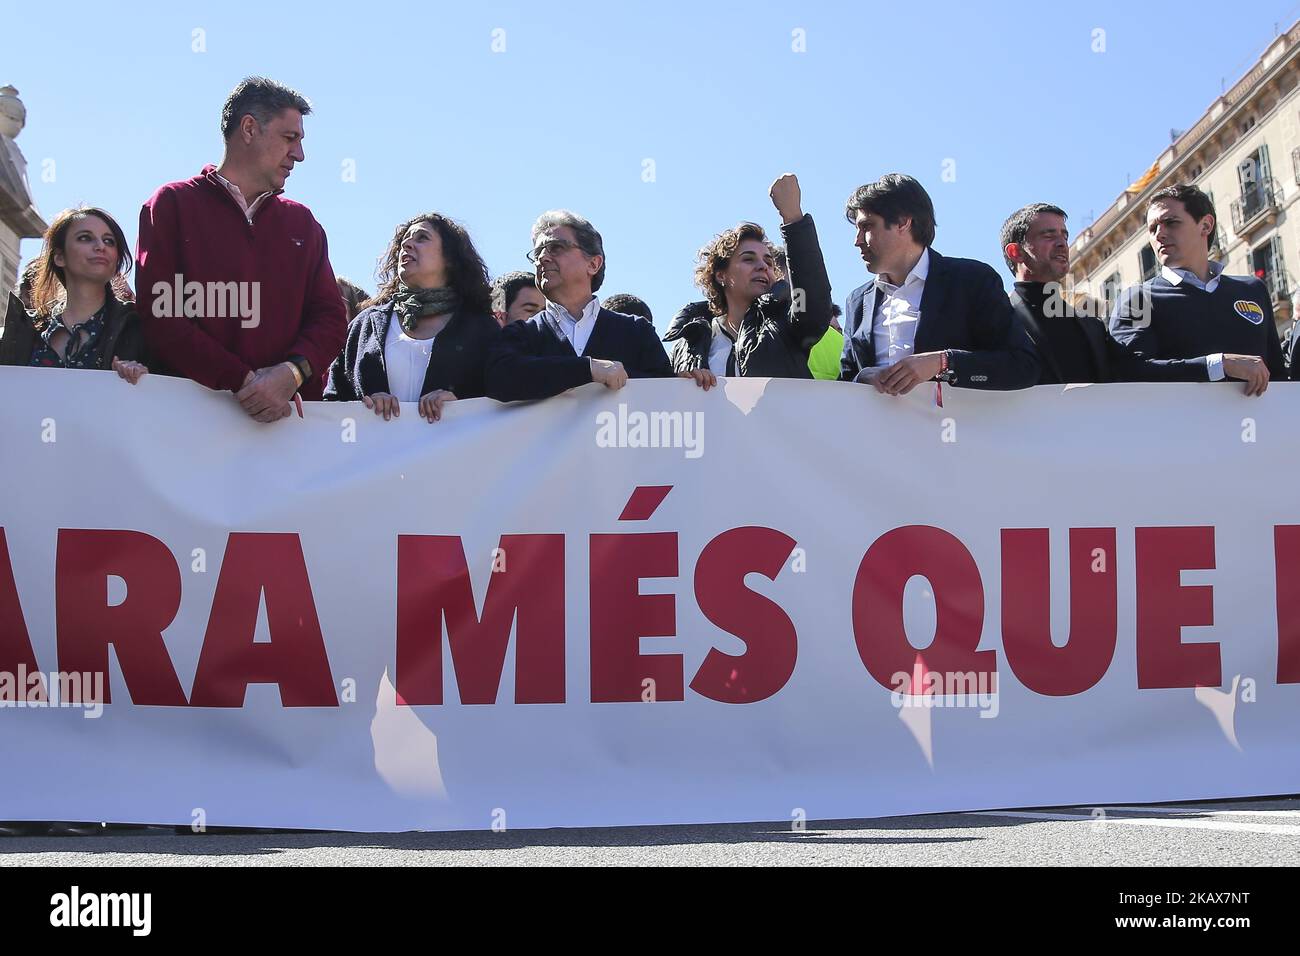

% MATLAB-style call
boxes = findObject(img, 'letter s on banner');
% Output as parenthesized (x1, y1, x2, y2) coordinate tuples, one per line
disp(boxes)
(852, 525, 995, 689)
(1001, 528, 1117, 696)
(689, 527, 799, 703)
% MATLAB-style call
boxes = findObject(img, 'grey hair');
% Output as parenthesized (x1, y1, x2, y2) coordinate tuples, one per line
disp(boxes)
(221, 76, 312, 139)
(531, 209, 606, 291)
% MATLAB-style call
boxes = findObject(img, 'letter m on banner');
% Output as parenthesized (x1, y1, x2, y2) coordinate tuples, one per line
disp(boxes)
(395, 535, 565, 704)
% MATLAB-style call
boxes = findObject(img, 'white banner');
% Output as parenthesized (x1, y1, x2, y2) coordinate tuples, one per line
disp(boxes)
(0, 366, 1297, 832)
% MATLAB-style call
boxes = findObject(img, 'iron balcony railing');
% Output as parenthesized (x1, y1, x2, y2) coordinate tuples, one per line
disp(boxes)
(1231, 177, 1283, 232)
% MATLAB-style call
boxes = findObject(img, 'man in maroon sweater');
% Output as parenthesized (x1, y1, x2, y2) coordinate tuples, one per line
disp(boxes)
(136, 76, 346, 421)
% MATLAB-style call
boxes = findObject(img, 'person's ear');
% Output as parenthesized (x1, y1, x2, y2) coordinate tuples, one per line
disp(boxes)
(240, 114, 259, 145)
(588, 254, 603, 279)
(1005, 242, 1022, 265)
(52, 250, 65, 269)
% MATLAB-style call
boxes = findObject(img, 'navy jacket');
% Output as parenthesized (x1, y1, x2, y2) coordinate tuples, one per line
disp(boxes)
(486, 306, 672, 402)
(322, 301, 500, 401)
(839, 249, 1040, 389)
(1110, 273, 1285, 379)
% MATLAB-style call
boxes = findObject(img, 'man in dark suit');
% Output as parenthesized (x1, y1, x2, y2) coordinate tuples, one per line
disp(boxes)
(1001, 200, 1269, 392)
(485, 210, 673, 402)
(839, 174, 1039, 393)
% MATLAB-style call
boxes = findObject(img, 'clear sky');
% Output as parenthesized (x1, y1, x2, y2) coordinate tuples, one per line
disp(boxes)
(7, 0, 1300, 330)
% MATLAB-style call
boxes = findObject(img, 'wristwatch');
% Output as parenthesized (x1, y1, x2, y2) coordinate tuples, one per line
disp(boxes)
(286, 354, 313, 391)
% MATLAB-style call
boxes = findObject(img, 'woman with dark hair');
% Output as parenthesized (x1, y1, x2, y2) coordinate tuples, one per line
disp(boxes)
(0, 206, 148, 382)
(663, 174, 832, 383)
(324, 213, 498, 421)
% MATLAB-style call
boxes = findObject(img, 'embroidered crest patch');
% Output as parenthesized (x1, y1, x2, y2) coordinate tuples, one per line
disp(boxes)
(1234, 299, 1265, 325)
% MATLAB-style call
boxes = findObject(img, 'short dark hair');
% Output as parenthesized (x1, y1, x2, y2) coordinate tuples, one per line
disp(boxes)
(221, 76, 312, 139)
(601, 293, 652, 321)
(844, 174, 937, 247)
(998, 203, 1068, 275)
(492, 270, 537, 313)
(1148, 184, 1216, 251)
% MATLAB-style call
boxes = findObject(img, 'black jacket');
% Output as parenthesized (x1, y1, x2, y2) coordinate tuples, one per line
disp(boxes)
(663, 214, 832, 378)
(0, 291, 146, 370)
(840, 249, 1040, 389)
(1011, 287, 1210, 384)
(485, 306, 672, 402)
(322, 301, 499, 401)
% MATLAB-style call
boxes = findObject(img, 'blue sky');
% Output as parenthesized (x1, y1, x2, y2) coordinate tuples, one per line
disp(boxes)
(7, 0, 1300, 329)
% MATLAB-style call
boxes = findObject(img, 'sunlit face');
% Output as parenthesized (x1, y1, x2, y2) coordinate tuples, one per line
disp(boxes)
(54, 215, 120, 284)
(244, 107, 305, 193)
(533, 225, 600, 299)
(1014, 212, 1070, 282)
(397, 220, 447, 289)
(1147, 199, 1213, 270)
(505, 284, 545, 323)
(717, 238, 774, 307)
(853, 209, 912, 278)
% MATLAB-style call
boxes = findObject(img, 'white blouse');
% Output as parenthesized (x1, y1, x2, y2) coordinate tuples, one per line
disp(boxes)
(384, 315, 436, 402)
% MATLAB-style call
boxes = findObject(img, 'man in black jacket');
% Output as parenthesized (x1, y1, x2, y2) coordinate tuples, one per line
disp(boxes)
(839, 174, 1039, 393)
(485, 210, 672, 402)
(1001, 200, 1268, 392)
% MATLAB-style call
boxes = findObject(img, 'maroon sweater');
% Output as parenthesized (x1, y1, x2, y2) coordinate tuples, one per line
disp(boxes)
(136, 165, 346, 399)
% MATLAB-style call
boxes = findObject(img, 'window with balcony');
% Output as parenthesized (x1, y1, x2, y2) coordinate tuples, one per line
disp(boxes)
(1251, 235, 1289, 303)
(1232, 146, 1283, 233)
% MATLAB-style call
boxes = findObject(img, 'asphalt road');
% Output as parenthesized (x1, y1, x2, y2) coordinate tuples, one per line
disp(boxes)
(1, 797, 1297, 866)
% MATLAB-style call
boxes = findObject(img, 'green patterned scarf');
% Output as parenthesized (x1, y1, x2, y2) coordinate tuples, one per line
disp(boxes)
(392, 284, 461, 333)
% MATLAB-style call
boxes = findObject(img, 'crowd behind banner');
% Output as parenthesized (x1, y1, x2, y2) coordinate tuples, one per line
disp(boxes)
(0, 76, 1292, 423)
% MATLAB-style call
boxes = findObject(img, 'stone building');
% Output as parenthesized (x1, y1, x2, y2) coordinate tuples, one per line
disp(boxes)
(1069, 22, 1300, 336)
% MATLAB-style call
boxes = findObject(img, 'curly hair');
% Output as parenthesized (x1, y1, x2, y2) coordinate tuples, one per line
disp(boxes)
(369, 212, 493, 316)
(694, 222, 778, 317)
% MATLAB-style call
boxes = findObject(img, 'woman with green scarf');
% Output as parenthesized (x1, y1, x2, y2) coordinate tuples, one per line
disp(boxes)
(324, 212, 499, 421)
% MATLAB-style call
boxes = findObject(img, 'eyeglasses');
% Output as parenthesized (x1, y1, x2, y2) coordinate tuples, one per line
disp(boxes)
(526, 239, 582, 263)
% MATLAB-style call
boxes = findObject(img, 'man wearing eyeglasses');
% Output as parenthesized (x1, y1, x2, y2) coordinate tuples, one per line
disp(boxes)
(485, 210, 673, 401)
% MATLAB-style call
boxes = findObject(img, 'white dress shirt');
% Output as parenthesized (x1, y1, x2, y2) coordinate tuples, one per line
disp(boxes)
(544, 295, 600, 356)
(872, 248, 930, 367)
(708, 321, 735, 375)
(384, 315, 435, 402)
(1161, 261, 1226, 381)
(212, 170, 273, 224)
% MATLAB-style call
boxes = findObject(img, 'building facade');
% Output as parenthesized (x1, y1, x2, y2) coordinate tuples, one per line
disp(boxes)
(1070, 21, 1300, 336)
(0, 85, 46, 299)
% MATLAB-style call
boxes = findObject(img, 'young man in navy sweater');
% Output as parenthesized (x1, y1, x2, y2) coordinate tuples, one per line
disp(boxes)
(1109, 185, 1280, 395)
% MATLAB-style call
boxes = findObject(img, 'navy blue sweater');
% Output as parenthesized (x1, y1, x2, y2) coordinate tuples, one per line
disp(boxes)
(1109, 273, 1285, 378)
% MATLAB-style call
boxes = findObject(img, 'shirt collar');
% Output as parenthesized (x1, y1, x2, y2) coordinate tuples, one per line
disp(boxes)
(544, 295, 599, 326)
(1162, 260, 1224, 290)
(878, 248, 930, 291)
(211, 169, 276, 220)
